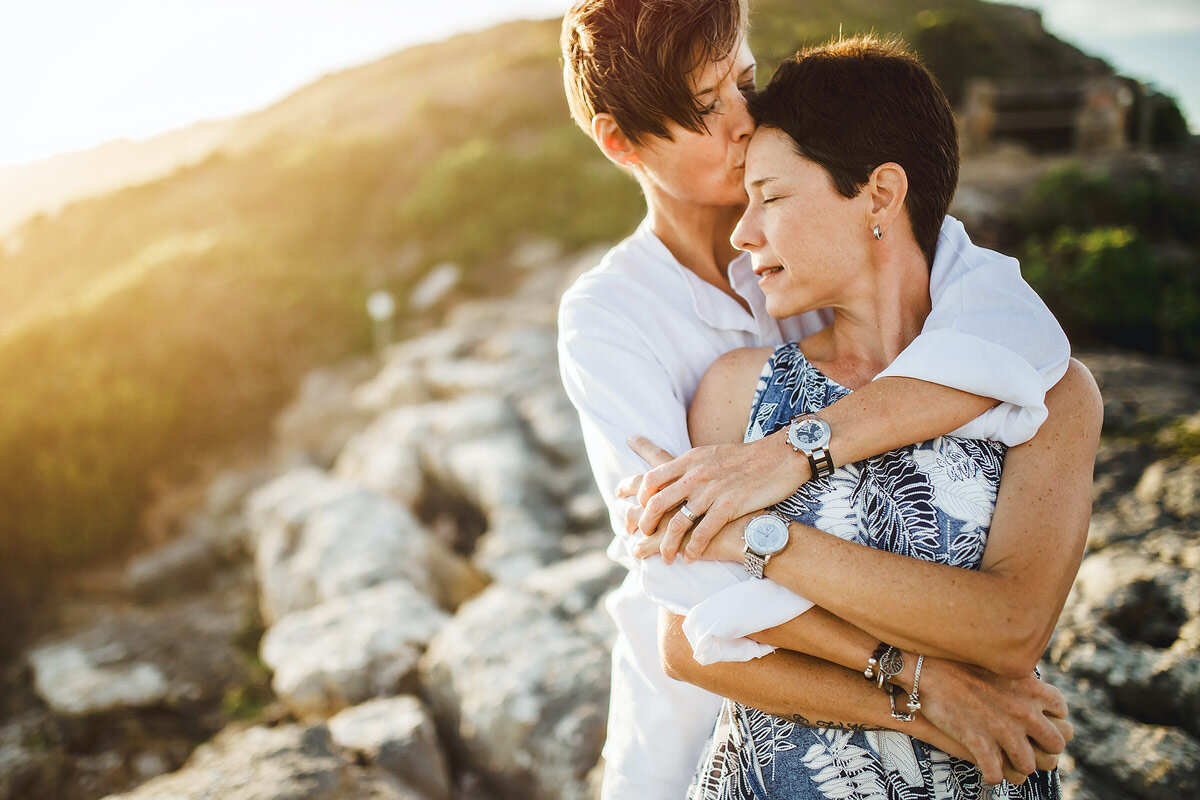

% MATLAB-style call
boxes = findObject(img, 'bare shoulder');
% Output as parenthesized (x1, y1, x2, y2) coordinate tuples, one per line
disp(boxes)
(688, 346, 776, 447)
(1047, 358, 1103, 432)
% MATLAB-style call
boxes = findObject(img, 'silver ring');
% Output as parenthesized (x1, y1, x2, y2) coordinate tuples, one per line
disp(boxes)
(679, 504, 699, 523)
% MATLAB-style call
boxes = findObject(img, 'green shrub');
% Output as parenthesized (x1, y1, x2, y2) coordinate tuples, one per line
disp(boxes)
(1021, 226, 1199, 358)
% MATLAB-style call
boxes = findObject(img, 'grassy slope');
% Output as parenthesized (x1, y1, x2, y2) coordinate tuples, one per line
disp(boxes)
(0, 2, 1138, 572)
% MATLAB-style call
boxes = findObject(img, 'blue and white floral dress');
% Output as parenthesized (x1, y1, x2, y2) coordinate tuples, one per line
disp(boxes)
(686, 343, 1059, 800)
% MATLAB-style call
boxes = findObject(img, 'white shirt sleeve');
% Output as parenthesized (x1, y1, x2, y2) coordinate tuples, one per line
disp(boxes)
(874, 216, 1071, 446)
(558, 284, 812, 664)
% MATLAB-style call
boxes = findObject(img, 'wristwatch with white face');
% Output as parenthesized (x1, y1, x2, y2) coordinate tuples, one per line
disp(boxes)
(787, 413, 834, 479)
(742, 512, 790, 579)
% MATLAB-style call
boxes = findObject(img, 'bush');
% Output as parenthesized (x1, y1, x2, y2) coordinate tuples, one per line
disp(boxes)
(1021, 226, 1199, 358)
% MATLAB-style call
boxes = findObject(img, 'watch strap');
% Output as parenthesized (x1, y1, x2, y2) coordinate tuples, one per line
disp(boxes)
(808, 446, 835, 479)
(744, 550, 769, 579)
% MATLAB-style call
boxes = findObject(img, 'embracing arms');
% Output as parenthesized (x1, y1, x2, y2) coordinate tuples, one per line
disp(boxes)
(638, 356, 1102, 679)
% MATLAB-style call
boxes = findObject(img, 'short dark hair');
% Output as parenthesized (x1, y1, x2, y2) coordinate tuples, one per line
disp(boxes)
(746, 35, 959, 267)
(561, 0, 748, 144)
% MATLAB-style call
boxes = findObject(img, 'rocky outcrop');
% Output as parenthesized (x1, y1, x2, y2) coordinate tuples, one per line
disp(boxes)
(421, 552, 620, 800)
(8, 254, 1199, 800)
(328, 696, 451, 800)
(261, 580, 448, 717)
(101, 724, 426, 800)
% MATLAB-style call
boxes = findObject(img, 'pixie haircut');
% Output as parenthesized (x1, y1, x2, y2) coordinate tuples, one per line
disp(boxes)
(562, 0, 748, 144)
(747, 36, 959, 268)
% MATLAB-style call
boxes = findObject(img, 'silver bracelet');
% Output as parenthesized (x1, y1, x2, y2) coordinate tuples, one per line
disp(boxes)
(889, 654, 924, 722)
(875, 645, 903, 690)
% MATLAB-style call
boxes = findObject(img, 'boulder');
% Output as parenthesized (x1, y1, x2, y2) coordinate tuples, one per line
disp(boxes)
(329, 696, 451, 800)
(272, 362, 378, 467)
(420, 552, 621, 800)
(248, 469, 473, 623)
(261, 581, 449, 717)
(1045, 667, 1200, 800)
(101, 723, 426, 800)
(27, 589, 253, 717)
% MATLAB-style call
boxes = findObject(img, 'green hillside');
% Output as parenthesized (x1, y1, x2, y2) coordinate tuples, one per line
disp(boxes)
(0, 2, 1191, 586)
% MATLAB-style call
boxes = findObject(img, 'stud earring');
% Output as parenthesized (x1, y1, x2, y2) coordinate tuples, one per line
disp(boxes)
(873, 224, 883, 240)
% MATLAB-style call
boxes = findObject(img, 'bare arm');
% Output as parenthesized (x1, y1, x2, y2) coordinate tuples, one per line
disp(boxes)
(641, 358, 1102, 679)
(633, 370, 995, 562)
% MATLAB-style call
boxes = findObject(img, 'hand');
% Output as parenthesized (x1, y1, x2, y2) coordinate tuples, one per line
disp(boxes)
(626, 431, 809, 563)
(917, 658, 1072, 786)
(631, 511, 749, 565)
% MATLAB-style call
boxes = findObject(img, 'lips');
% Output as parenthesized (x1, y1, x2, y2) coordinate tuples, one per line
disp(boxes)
(753, 265, 784, 277)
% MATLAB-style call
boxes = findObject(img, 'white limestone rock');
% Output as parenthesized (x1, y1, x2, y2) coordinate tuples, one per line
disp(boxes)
(261, 581, 449, 717)
(329, 696, 451, 800)
(420, 552, 621, 800)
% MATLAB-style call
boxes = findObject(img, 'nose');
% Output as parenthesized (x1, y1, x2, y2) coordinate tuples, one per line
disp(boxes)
(728, 87, 754, 143)
(731, 204, 762, 253)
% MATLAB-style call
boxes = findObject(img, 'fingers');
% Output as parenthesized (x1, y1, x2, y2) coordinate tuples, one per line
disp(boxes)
(1049, 714, 1074, 746)
(965, 736, 1005, 786)
(683, 500, 733, 562)
(1039, 683, 1069, 720)
(638, 478, 692, 536)
(1025, 708, 1067, 756)
(1000, 756, 1029, 786)
(623, 502, 641, 535)
(614, 473, 643, 499)
(627, 435, 676, 469)
(632, 530, 666, 560)
(638, 459, 686, 506)
(998, 731, 1037, 781)
(658, 506, 695, 564)
(1032, 744, 1059, 774)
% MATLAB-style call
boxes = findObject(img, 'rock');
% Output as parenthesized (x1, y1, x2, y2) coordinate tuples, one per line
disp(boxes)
(420, 552, 621, 800)
(272, 362, 378, 467)
(29, 644, 170, 716)
(261, 580, 449, 717)
(102, 723, 424, 800)
(1077, 351, 1200, 432)
(352, 361, 430, 415)
(0, 713, 64, 800)
(329, 696, 451, 800)
(248, 469, 471, 623)
(410, 263, 461, 311)
(27, 589, 253, 717)
(1045, 667, 1200, 800)
(124, 532, 223, 603)
(1050, 541, 1200, 738)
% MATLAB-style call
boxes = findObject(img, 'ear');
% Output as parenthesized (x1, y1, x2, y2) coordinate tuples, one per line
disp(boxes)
(592, 113, 640, 169)
(865, 162, 909, 237)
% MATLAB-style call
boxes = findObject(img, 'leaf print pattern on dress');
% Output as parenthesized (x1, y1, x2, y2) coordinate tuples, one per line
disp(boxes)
(687, 343, 1058, 800)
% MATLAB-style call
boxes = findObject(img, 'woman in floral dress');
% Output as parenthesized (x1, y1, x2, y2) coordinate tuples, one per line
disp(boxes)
(631, 36, 1102, 799)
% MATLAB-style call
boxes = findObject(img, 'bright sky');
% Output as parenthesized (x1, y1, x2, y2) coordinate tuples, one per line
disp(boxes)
(0, 0, 1195, 169)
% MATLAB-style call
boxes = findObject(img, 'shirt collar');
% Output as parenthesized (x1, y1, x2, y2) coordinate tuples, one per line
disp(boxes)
(634, 219, 759, 335)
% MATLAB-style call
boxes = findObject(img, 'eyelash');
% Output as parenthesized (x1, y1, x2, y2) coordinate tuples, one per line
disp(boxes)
(699, 83, 756, 116)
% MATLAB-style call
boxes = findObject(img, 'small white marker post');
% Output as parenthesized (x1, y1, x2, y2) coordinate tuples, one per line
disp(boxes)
(367, 290, 396, 353)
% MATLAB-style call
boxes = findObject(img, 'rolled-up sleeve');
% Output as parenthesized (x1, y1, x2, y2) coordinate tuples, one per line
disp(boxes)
(558, 283, 811, 663)
(875, 216, 1070, 446)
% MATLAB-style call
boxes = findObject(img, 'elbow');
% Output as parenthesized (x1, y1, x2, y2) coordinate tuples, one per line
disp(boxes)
(979, 616, 1053, 679)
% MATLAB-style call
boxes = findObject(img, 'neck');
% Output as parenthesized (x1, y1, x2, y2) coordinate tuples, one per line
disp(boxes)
(808, 238, 933, 390)
(644, 185, 746, 289)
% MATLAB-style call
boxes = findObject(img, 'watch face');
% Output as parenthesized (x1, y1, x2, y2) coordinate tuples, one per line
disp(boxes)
(745, 515, 789, 555)
(792, 419, 830, 450)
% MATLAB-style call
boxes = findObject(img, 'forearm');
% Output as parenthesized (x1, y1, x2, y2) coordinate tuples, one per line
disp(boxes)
(762, 525, 1029, 675)
(821, 376, 994, 469)
(660, 610, 966, 756)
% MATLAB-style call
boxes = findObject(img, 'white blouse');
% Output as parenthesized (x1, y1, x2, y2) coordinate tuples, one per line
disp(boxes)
(556, 216, 1070, 800)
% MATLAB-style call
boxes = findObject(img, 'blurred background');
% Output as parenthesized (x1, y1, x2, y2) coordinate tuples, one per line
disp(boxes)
(0, 2, 1196, 799)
